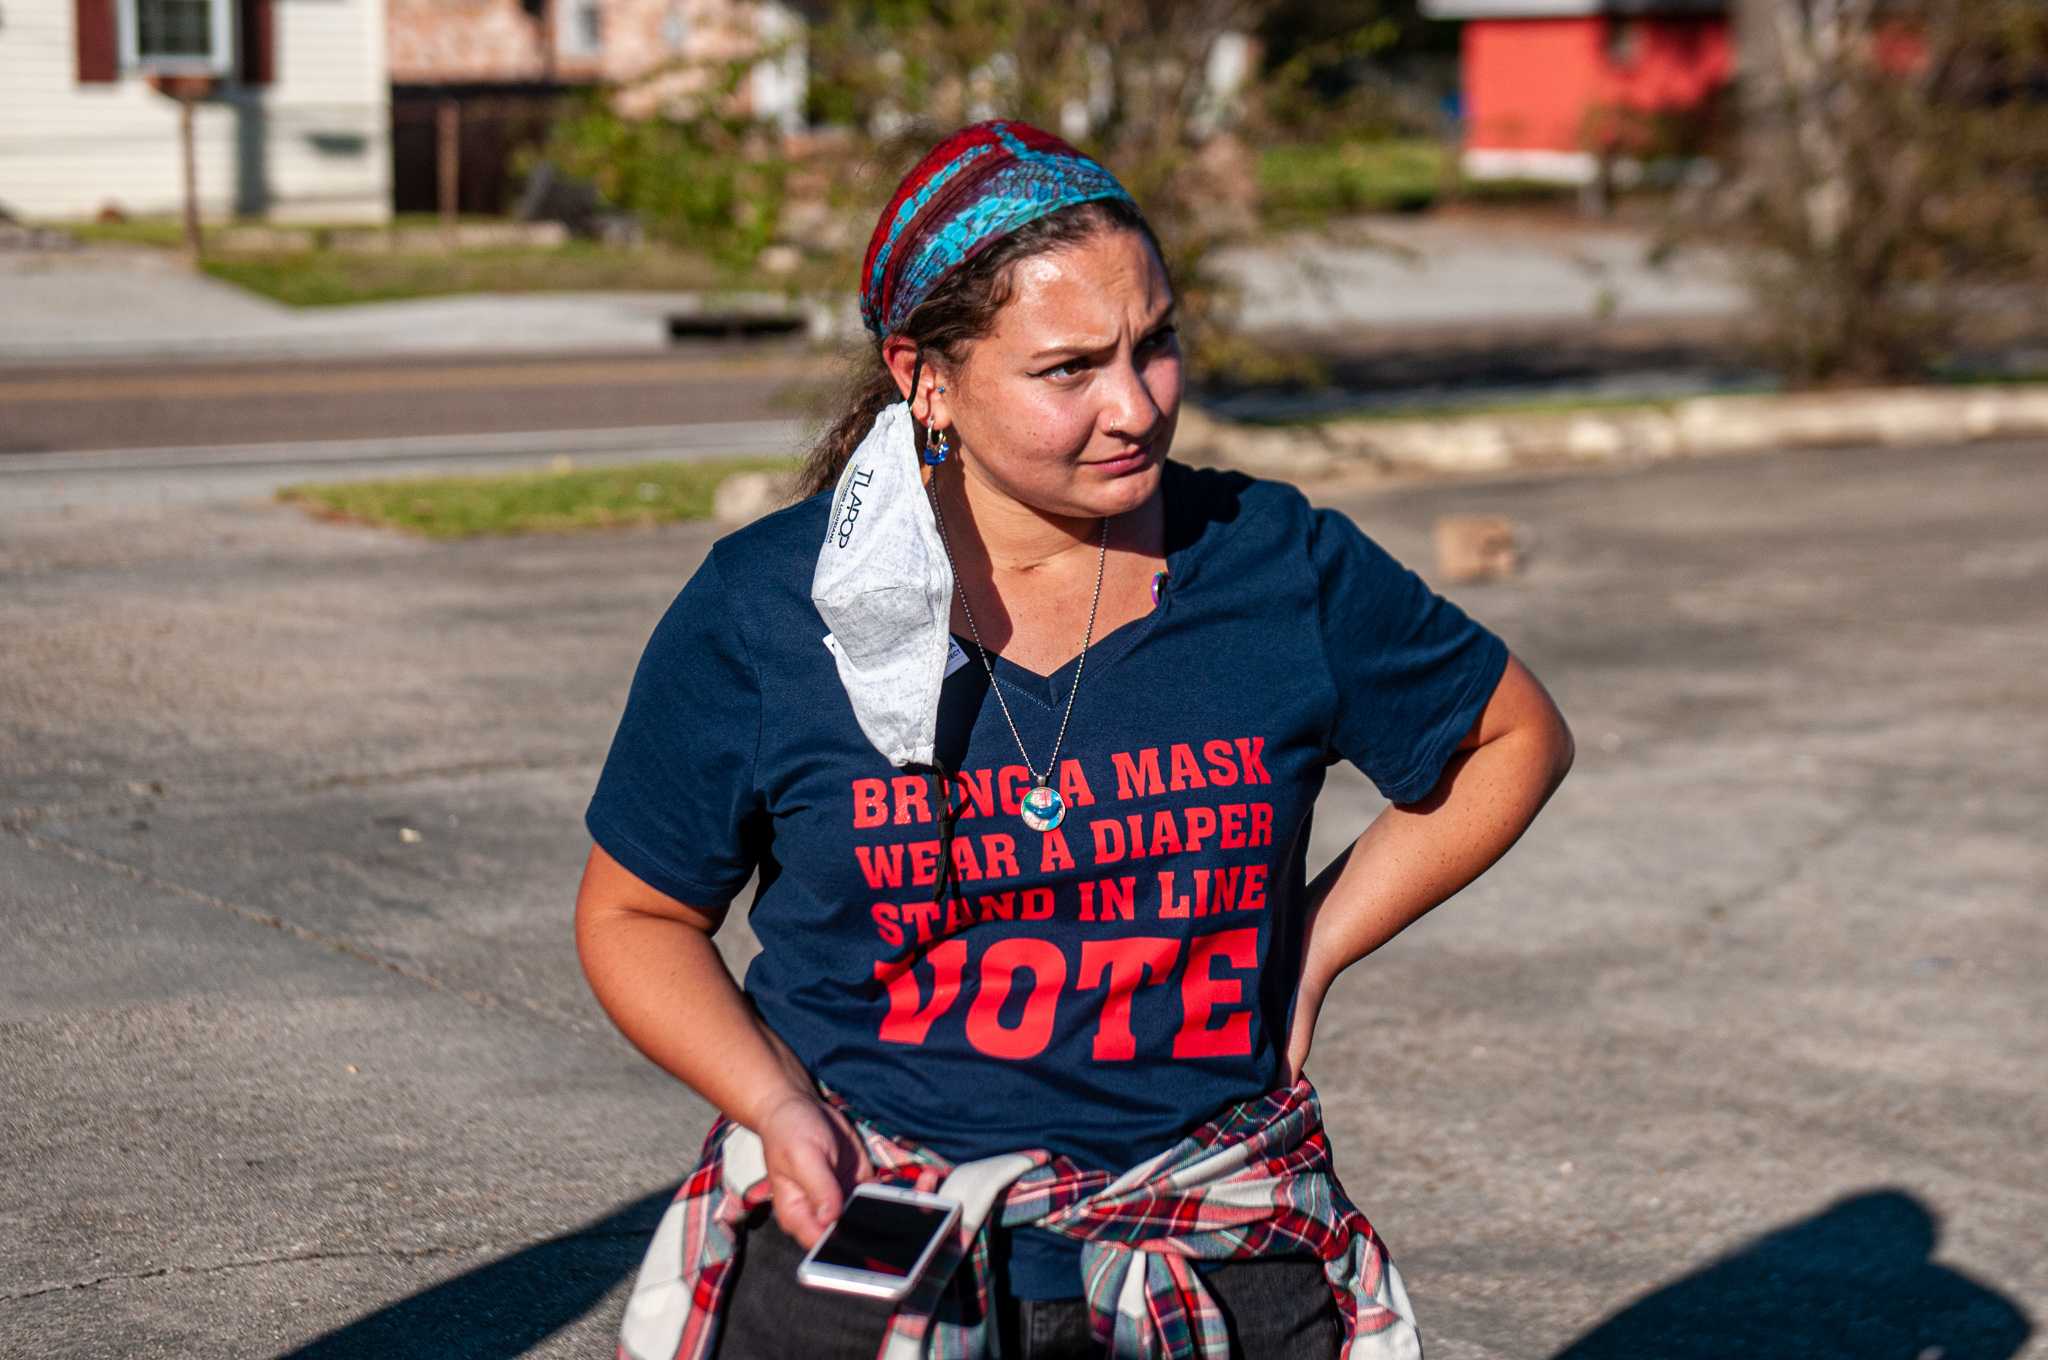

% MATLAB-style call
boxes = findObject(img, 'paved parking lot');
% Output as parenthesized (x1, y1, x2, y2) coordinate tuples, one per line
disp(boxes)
(4, 439, 2042, 1358)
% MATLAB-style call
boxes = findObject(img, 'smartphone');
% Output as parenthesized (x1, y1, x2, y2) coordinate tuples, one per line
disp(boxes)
(794, 1182, 962, 1303)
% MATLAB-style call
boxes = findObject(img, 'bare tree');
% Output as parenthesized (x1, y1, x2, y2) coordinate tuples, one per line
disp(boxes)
(1701, 0, 2048, 384)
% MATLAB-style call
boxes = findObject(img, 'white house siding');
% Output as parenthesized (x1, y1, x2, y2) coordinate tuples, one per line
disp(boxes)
(0, 0, 392, 222)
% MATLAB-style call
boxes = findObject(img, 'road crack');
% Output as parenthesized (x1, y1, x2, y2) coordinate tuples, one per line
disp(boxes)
(4, 751, 601, 834)
(5, 824, 598, 1037)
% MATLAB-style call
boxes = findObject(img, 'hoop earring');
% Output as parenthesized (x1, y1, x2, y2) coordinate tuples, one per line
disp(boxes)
(923, 425, 951, 466)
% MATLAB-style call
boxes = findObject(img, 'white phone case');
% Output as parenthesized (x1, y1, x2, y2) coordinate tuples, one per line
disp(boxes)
(794, 1182, 963, 1303)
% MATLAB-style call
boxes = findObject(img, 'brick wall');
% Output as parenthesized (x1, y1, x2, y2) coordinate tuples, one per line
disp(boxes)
(606, 0, 768, 118)
(389, 0, 552, 83)
(389, 0, 777, 93)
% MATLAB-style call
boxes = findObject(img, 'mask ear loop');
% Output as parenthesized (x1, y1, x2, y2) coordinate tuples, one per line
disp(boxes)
(906, 349, 927, 442)
(929, 756, 961, 909)
(907, 349, 954, 467)
(913, 352, 966, 901)
(904, 346, 960, 908)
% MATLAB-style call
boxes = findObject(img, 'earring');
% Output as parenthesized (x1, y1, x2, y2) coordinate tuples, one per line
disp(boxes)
(922, 425, 951, 466)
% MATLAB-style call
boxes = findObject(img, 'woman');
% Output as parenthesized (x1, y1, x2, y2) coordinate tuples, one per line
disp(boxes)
(577, 121, 1573, 1360)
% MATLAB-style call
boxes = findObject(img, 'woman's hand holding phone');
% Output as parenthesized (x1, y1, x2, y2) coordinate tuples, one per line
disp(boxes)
(571, 849, 876, 1249)
(757, 1090, 875, 1249)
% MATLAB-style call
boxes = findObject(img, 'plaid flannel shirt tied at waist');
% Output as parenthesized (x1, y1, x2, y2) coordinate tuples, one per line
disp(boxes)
(617, 1078, 1421, 1360)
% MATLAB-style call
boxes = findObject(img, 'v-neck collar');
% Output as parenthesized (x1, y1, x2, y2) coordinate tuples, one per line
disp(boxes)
(949, 458, 1210, 712)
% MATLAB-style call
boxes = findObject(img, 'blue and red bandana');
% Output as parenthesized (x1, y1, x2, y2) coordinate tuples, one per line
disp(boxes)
(859, 120, 1138, 340)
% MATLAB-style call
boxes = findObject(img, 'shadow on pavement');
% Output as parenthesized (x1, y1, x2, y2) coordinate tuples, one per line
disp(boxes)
(277, 1184, 677, 1360)
(281, 1185, 2030, 1359)
(1553, 1189, 2032, 1360)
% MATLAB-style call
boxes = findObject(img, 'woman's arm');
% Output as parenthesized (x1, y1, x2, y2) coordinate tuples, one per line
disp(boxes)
(1286, 652, 1573, 1080)
(574, 845, 872, 1247)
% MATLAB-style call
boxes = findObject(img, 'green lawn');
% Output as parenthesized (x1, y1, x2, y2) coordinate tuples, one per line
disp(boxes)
(42, 216, 195, 249)
(199, 241, 745, 307)
(1274, 392, 1687, 427)
(279, 456, 800, 538)
(1256, 138, 1576, 226)
(45, 212, 525, 251)
(1259, 139, 1449, 221)
(39, 214, 837, 306)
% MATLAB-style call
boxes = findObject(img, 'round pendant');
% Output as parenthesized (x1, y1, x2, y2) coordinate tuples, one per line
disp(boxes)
(1020, 783, 1066, 833)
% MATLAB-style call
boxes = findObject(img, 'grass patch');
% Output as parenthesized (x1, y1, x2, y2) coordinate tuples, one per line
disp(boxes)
(279, 455, 799, 538)
(40, 216, 195, 248)
(1259, 139, 1449, 222)
(1257, 138, 1578, 227)
(1291, 392, 1686, 426)
(40, 213, 520, 251)
(35, 214, 829, 306)
(1240, 385, 1784, 428)
(201, 241, 743, 307)
(1276, 371, 2048, 424)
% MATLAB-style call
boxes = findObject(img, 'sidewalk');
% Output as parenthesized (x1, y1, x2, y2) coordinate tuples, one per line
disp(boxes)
(0, 249, 835, 364)
(1209, 213, 1745, 334)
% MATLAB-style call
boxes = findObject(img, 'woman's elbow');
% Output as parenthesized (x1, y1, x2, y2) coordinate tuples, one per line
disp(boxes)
(1488, 654, 1573, 793)
(1550, 713, 1576, 787)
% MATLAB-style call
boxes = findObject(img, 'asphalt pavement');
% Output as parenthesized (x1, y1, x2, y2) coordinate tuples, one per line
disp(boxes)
(2, 439, 2042, 1358)
(0, 346, 820, 514)
(0, 349, 818, 457)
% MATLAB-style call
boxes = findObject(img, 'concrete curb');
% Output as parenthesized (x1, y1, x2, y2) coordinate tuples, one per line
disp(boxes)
(1175, 384, 2048, 481)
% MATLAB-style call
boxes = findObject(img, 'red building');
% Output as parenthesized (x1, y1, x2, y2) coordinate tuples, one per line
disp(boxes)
(1422, 0, 1734, 183)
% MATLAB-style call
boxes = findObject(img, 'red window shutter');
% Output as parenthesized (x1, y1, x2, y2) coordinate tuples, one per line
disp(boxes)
(75, 0, 118, 83)
(238, 0, 276, 85)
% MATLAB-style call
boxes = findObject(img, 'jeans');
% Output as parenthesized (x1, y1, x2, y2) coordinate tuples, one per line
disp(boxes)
(710, 1208, 1343, 1360)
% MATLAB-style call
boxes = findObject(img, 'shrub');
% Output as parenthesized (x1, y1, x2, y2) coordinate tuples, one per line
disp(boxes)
(532, 72, 789, 271)
(1670, 0, 2048, 385)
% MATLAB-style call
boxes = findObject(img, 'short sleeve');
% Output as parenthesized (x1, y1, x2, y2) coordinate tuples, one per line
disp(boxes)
(585, 550, 767, 909)
(1309, 505, 1511, 804)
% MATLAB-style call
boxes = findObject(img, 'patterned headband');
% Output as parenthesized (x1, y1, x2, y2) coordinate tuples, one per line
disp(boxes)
(859, 120, 1139, 340)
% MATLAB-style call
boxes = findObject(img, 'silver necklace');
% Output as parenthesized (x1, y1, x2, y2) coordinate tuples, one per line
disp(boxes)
(927, 467, 1109, 834)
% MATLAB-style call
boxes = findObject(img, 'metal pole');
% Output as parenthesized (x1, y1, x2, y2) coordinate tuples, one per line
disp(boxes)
(437, 97, 461, 245)
(179, 91, 203, 260)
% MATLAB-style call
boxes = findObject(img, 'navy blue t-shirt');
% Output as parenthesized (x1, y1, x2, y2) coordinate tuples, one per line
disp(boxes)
(586, 458, 1509, 1297)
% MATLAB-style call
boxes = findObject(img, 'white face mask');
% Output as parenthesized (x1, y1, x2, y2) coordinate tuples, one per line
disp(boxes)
(812, 400, 954, 769)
